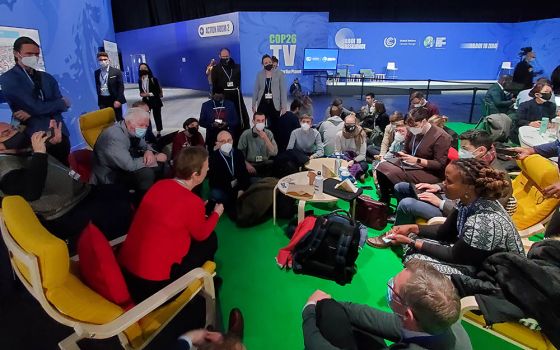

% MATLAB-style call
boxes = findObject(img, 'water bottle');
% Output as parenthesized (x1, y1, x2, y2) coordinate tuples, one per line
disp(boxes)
(314, 171, 324, 194)
(340, 167, 351, 182)
(539, 117, 549, 135)
(334, 154, 341, 176)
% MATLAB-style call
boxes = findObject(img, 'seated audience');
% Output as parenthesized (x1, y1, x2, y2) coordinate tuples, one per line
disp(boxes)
(91, 107, 167, 200)
(289, 77, 302, 98)
(517, 83, 556, 128)
(287, 114, 324, 159)
(299, 94, 314, 119)
(324, 98, 351, 120)
(484, 75, 515, 114)
(383, 121, 407, 160)
(428, 114, 458, 150)
(376, 111, 405, 158)
(208, 131, 250, 219)
(370, 130, 514, 247)
(119, 146, 223, 303)
(199, 86, 239, 151)
(382, 158, 524, 276)
(359, 92, 377, 121)
(131, 100, 157, 145)
(318, 105, 344, 156)
(410, 91, 440, 117)
(375, 107, 451, 205)
(0, 122, 132, 243)
(361, 100, 390, 133)
(275, 99, 302, 153)
(172, 117, 205, 160)
(302, 260, 472, 350)
(514, 77, 551, 109)
(334, 114, 368, 182)
(238, 112, 278, 178)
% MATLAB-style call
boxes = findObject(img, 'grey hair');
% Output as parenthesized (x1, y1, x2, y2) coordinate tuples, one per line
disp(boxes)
(124, 107, 150, 123)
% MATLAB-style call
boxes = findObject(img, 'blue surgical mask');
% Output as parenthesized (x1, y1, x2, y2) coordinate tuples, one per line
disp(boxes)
(135, 127, 147, 138)
(458, 149, 474, 159)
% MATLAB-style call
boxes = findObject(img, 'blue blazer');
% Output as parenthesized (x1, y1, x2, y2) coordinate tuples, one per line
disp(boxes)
(0, 65, 69, 136)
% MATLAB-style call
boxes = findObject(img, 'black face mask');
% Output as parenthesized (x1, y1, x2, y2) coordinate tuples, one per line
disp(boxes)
(139, 70, 149, 76)
(540, 92, 552, 101)
(344, 125, 356, 133)
(2, 131, 30, 150)
(187, 127, 198, 135)
(264, 64, 273, 71)
(213, 96, 224, 103)
(220, 58, 230, 65)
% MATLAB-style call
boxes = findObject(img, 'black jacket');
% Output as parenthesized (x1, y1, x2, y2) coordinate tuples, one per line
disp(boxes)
(517, 99, 556, 127)
(94, 66, 126, 105)
(138, 75, 163, 109)
(208, 149, 250, 194)
(513, 60, 536, 90)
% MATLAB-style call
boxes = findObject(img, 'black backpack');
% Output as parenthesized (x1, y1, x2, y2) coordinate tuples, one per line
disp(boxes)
(291, 210, 361, 285)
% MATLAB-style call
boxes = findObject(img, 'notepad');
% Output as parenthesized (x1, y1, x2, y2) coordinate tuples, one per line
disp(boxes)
(335, 179, 358, 193)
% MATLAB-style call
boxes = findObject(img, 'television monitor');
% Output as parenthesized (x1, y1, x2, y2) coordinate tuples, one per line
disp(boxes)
(303, 48, 339, 71)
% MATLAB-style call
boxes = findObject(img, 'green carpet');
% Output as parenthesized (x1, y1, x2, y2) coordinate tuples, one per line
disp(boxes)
(212, 122, 522, 350)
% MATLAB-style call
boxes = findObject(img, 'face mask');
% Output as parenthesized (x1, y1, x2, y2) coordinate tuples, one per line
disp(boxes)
(458, 148, 474, 159)
(2, 131, 30, 150)
(21, 56, 40, 70)
(344, 124, 356, 133)
(220, 142, 232, 154)
(264, 64, 274, 71)
(220, 58, 230, 65)
(540, 93, 552, 101)
(135, 127, 147, 138)
(408, 127, 422, 135)
(213, 96, 224, 103)
(99, 60, 109, 69)
(300, 123, 311, 131)
(187, 127, 198, 135)
(394, 132, 405, 142)
(255, 122, 265, 131)
(140, 70, 149, 76)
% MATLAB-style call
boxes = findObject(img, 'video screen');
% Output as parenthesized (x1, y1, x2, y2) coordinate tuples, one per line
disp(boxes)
(303, 48, 339, 71)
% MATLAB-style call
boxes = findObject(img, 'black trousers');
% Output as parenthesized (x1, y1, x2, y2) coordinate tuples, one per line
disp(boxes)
(123, 232, 218, 304)
(99, 95, 123, 121)
(152, 106, 163, 132)
(315, 299, 389, 350)
(46, 134, 71, 166)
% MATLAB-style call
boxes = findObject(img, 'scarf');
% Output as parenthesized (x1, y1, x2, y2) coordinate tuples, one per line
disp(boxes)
(342, 126, 365, 149)
(456, 198, 480, 238)
(481, 145, 497, 165)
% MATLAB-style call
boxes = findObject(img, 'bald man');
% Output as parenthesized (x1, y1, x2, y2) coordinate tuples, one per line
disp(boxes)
(207, 131, 250, 220)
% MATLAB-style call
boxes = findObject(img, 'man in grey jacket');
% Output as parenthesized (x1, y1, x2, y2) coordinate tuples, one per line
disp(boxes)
(91, 107, 167, 198)
(302, 259, 472, 350)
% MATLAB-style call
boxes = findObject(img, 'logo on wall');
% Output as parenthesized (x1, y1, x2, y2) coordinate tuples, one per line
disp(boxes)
(384, 37, 397, 48)
(423, 36, 446, 49)
(460, 42, 499, 50)
(335, 28, 366, 50)
(198, 21, 234, 38)
(270, 33, 298, 70)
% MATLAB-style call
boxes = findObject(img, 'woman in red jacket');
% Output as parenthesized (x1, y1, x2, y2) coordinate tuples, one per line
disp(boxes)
(119, 146, 224, 303)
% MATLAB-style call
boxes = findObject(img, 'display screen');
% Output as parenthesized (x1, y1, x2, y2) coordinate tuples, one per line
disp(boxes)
(303, 48, 339, 71)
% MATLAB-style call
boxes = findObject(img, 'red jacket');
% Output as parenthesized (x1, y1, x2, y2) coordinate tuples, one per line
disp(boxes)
(119, 179, 218, 281)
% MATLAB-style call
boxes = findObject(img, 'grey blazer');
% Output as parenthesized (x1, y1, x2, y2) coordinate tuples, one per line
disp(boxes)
(252, 69, 288, 112)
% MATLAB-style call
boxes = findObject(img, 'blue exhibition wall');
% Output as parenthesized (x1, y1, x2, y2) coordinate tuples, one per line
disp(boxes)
(512, 18, 560, 78)
(0, 0, 116, 148)
(115, 13, 240, 93)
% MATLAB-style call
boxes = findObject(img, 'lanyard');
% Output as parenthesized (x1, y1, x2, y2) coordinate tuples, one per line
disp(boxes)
(265, 77, 272, 94)
(222, 66, 233, 82)
(100, 70, 108, 85)
(219, 150, 235, 177)
(411, 135, 424, 156)
(21, 66, 44, 101)
(213, 100, 224, 120)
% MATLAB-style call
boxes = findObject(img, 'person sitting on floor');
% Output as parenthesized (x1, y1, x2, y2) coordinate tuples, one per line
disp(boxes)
(361, 100, 390, 140)
(359, 92, 377, 121)
(334, 114, 368, 182)
(511, 82, 557, 144)
(375, 107, 451, 206)
(208, 130, 250, 220)
(119, 146, 224, 303)
(287, 113, 324, 160)
(377, 158, 524, 276)
(91, 107, 168, 201)
(410, 91, 440, 117)
(0, 122, 132, 245)
(383, 121, 408, 160)
(237, 112, 278, 178)
(302, 259, 472, 350)
(275, 99, 302, 153)
(514, 77, 552, 109)
(172, 117, 205, 161)
(323, 97, 351, 120)
(369, 130, 514, 247)
(199, 86, 239, 151)
(369, 111, 405, 160)
(428, 115, 458, 150)
(319, 105, 344, 156)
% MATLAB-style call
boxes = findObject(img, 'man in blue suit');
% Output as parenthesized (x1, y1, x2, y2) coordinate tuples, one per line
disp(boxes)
(0, 36, 71, 164)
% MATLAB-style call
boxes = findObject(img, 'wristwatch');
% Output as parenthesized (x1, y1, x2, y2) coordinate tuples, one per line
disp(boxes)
(416, 157, 421, 165)
(408, 239, 417, 249)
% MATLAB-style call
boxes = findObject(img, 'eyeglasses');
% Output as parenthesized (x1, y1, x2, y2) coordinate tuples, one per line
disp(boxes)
(386, 277, 406, 306)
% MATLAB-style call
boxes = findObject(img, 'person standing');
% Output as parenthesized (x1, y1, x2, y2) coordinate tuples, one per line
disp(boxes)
(205, 58, 215, 97)
(0, 36, 71, 165)
(211, 48, 250, 134)
(252, 54, 288, 138)
(138, 63, 164, 138)
(95, 52, 126, 121)
(513, 47, 543, 91)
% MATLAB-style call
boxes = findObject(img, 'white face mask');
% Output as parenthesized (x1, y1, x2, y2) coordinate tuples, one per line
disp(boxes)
(408, 127, 422, 135)
(458, 148, 474, 159)
(220, 142, 233, 154)
(99, 60, 109, 68)
(300, 123, 311, 131)
(394, 132, 406, 142)
(255, 122, 265, 131)
(21, 56, 40, 70)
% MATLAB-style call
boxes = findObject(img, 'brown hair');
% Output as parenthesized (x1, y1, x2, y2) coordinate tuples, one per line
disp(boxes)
(389, 111, 404, 123)
(374, 101, 386, 115)
(406, 107, 430, 125)
(330, 105, 341, 117)
(428, 114, 448, 128)
(451, 158, 509, 200)
(97, 51, 109, 59)
(400, 259, 460, 334)
(174, 146, 208, 180)
(409, 91, 425, 101)
(529, 83, 546, 98)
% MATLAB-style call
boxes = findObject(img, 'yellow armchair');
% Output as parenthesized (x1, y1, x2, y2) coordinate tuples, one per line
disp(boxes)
(79, 107, 116, 148)
(0, 196, 216, 349)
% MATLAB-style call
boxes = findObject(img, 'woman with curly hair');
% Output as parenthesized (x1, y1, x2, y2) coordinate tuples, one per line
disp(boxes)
(380, 158, 524, 275)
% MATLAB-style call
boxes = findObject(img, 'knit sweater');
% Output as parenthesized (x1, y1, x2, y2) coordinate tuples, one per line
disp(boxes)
(334, 130, 367, 162)
(287, 128, 324, 157)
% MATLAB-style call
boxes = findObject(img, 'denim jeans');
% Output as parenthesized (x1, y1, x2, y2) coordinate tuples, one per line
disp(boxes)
(393, 182, 444, 225)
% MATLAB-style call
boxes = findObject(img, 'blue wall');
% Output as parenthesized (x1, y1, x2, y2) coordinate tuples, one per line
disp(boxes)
(513, 18, 560, 78)
(115, 13, 240, 92)
(0, 0, 116, 148)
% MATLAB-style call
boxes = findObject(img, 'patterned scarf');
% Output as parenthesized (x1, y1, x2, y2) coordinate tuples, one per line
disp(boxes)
(342, 126, 365, 149)
(456, 198, 480, 238)
(481, 145, 496, 165)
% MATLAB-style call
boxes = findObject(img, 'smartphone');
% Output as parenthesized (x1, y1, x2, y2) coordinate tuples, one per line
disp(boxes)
(45, 128, 54, 142)
(495, 148, 518, 157)
(205, 199, 217, 217)
(361, 185, 374, 190)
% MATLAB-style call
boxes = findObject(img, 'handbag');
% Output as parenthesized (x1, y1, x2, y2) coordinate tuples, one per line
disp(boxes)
(355, 195, 388, 230)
